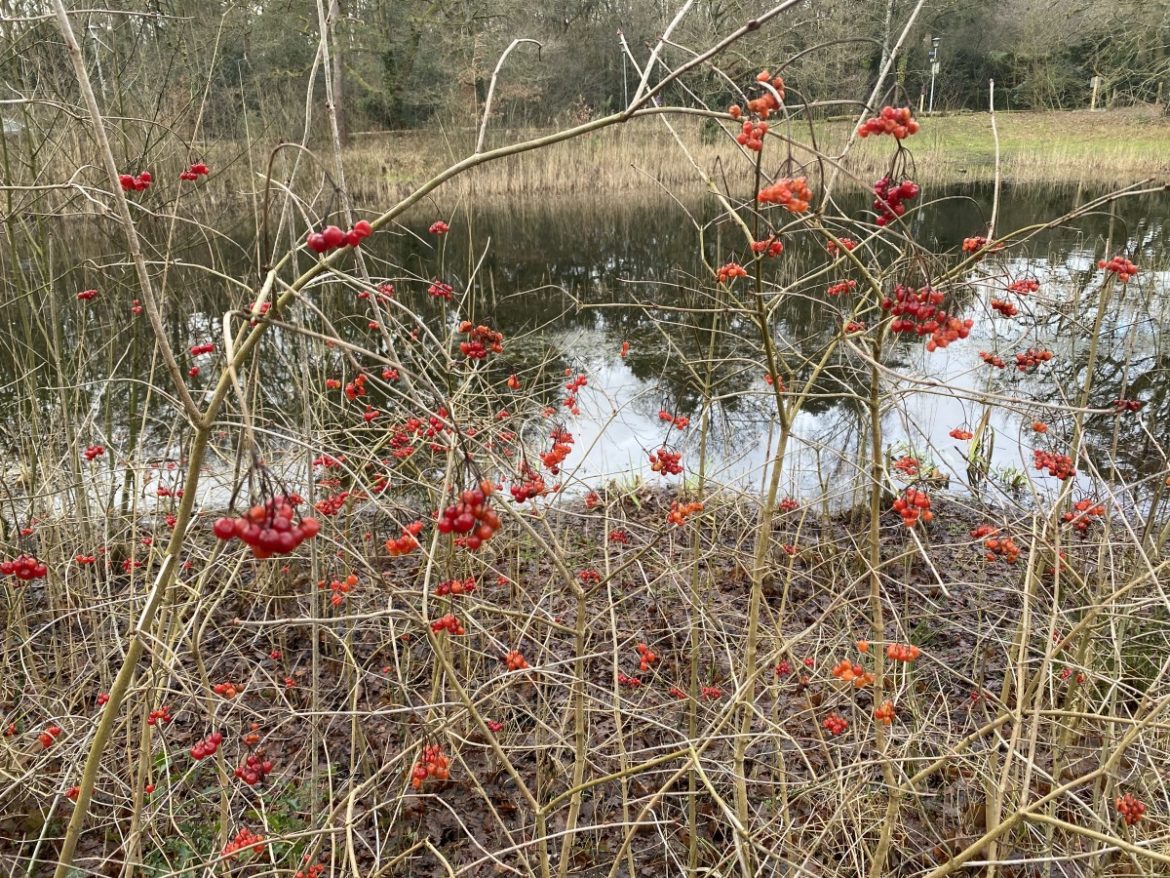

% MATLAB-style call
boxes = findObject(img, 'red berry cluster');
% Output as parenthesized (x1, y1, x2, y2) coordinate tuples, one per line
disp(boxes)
(757, 176, 812, 213)
(735, 119, 768, 151)
(1007, 278, 1040, 294)
(778, 497, 800, 512)
(751, 235, 784, 257)
(430, 613, 466, 635)
(1112, 398, 1143, 413)
(410, 744, 450, 789)
(427, 280, 454, 300)
(37, 724, 62, 748)
(235, 751, 273, 786)
(990, 299, 1019, 318)
(635, 642, 657, 672)
(1062, 498, 1105, 534)
(1034, 449, 1076, 480)
(962, 236, 989, 254)
(827, 280, 857, 296)
(1015, 347, 1053, 372)
(224, 828, 265, 857)
(458, 321, 504, 359)
(823, 713, 847, 736)
(1098, 255, 1138, 282)
(857, 106, 919, 139)
(190, 343, 215, 356)
(950, 428, 974, 440)
(716, 261, 748, 283)
(562, 373, 588, 414)
(658, 410, 690, 429)
(827, 237, 858, 254)
(872, 176, 919, 226)
(578, 569, 602, 585)
(886, 642, 921, 662)
(728, 70, 786, 122)
(893, 455, 920, 477)
(190, 731, 224, 760)
(213, 681, 242, 699)
(429, 220, 449, 235)
(435, 576, 475, 597)
(319, 572, 359, 606)
(178, 162, 210, 181)
(119, 171, 152, 191)
(874, 700, 896, 724)
(882, 285, 970, 349)
(436, 483, 499, 552)
(980, 351, 1006, 369)
(541, 427, 575, 472)
(701, 685, 723, 700)
(893, 487, 933, 527)
(971, 525, 1021, 563)
(77, 288, 98, 301)
(608, 528, 630, 545)
(667, 500, 703, 525)
(510, 464, 548, 503)
(344, 373, 367, 400)
(3, 555, 47, 581)
(650, 448, 683, 476)
(306, 221, 372, 253)
(844, 320, 866, 333)
(832, 659, 874, 688)
(503, 649, 528, 671)
(213, 496, 320, 558)
(296, 861, 326, 878)
(1116, 792, 1147, 825)
(386, 521, 423, 557)
(617, 673, 641, 688)
(83, 444, 105, 461)
(146, 706, 173, 726)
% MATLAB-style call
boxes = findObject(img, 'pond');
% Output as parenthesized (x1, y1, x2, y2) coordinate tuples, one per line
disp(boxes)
(3, 182, 1167, 511)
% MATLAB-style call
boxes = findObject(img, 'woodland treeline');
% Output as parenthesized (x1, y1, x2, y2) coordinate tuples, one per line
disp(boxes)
(3, 0, 1169, 143)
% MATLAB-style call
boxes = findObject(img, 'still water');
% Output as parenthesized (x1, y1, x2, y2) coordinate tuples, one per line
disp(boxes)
(3, 182, 1167, 509)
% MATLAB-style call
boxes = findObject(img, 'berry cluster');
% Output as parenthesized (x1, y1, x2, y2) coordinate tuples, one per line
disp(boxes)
(832, 660, 874, 688)
(617, 673, 642, 688)
(1032, 421, 1049, 433)
(635, 642, 657, 671)
(435, 576, 475, 597)
(608, 528, 630, 545)
(1062, 498, 1105, 534)
(306, 221, 372, 254)
(119, 171, 152, 191)
(235, 752, 273, 786)
(962, 236, 989, 254)
(827, 279, 857, 296)
(190, 731, 224, 760)
(578, 569, 601, 585)
(212, 495, 320, 558)
(728, 70, 786, 120)
(701, 685, 723, 700)
(872, 176, 919, 226)
(778, 497, 800, 512)
(827, 237, 858, 255)
(541, 427, 575, 472)
(750, 236, 784, 257)
(562, 373, 588, 414)
(146, 706, 173, 726)
(893, 455, 920, 477)
(386, 521, 424, 557)
(886, 642, 921, 662)
(844, 320, 866, 333)
(650, 448, 683, 476)
(458, 321, 504, 359)
(503, 649, 528, 671)
(38, 724, 62, 748)
(429, 220, 449, 235)
(83, 444, 106, 461)
(1116, 792, 1147, 826)
(971, 525, 1022, 563)
(873, 700, 896, 725)
(658, 410, 690, 429)
(990, 299, 1019, 318)
(430, 613, 466, 635)
(427, 280, 454, 300)
(667, 500, 703, 525)
(320, 573, 359, 606)
(949, 428, 974, 440)
(735, 119, 768, 151)
(892, 487, 932, 527)
(1007, 278, 1040, 294)
(410, 744, 451, 789)
(212, 681, 242, 699)
(1112, 398, 1143, 413)
(510, 465, 547, 503)
(190, 342, 214, 356)
(1034, 449, 1076, 480)
(882, 285, 972, 350)
(823, 713, 848, 736)
(224, 828, 265, 858)
(716, 261, 748, 283)
(1098, 255, 1138, 282)
(757, 176, 812, 213)
(857, 106, 919, 139)
(3, 555, 47, 581)
(178, 162, 210, 181)
(1015, 347, 1053, 372)
(980, 351, 1006, 369)
(296, 861, 326, 878)
(77, 288, 98, 301)
(437, 484, 499, 551)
